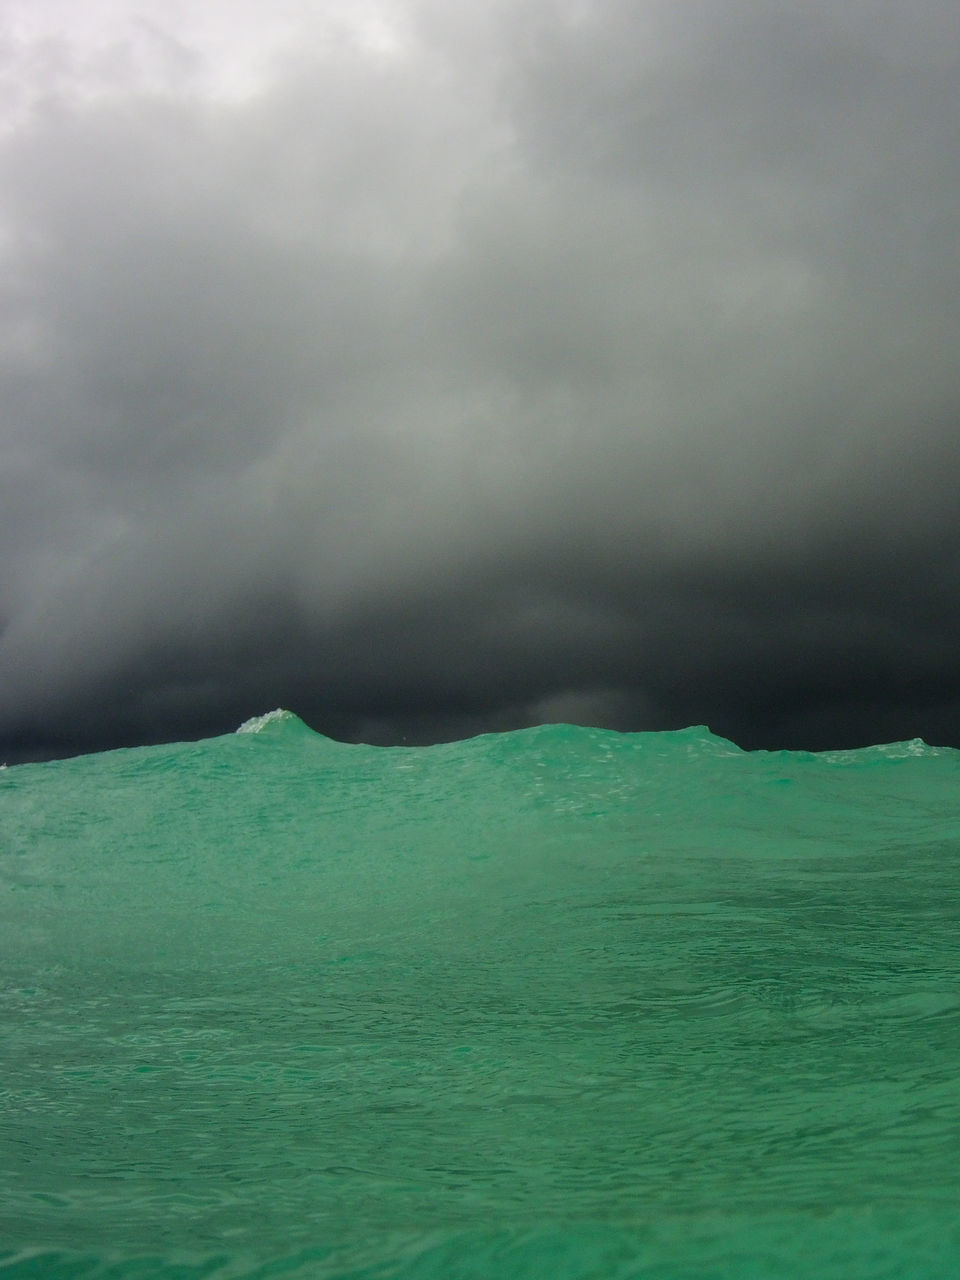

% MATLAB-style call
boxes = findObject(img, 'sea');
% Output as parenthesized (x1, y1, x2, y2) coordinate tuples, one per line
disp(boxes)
(2, 709, 960, 1279)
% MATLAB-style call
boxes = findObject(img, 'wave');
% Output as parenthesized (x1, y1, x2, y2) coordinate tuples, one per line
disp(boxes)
(3, 709, 960, 1278)
(233, 706, 950, 763)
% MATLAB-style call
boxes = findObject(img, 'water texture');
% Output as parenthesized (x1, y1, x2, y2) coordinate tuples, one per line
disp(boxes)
(2, 711, 960, 1278)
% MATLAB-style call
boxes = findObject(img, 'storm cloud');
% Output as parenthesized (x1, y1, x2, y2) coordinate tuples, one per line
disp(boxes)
(2, 0, 959, 761)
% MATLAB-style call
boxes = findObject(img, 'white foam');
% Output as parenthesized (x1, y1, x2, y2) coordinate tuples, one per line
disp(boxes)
(236, 709, 293, 735)
(819, 737, 946, 765)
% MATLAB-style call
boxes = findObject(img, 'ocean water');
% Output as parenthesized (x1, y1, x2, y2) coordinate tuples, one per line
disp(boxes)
(2, 710, 960, 1279)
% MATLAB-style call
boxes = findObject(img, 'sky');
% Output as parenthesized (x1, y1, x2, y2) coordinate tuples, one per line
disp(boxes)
(1, 0, 959, 763)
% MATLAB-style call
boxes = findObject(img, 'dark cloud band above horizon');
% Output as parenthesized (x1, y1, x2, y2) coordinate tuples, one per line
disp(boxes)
(2, 0, 960, 763)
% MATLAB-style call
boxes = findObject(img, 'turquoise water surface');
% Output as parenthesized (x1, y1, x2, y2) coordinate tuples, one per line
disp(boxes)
(2, 710, 960, 1277)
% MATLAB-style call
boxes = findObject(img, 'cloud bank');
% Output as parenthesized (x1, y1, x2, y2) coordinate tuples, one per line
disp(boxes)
(2, 0, 959, 760)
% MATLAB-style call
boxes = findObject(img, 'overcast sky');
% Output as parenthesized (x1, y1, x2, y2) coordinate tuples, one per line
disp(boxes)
(1, 0, 959, 762)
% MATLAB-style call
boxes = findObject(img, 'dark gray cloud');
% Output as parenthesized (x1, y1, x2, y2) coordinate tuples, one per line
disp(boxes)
(2, 0, 959, 762)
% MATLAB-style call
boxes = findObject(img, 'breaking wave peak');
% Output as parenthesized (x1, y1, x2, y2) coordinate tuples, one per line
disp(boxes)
(235, 707, 317, 736)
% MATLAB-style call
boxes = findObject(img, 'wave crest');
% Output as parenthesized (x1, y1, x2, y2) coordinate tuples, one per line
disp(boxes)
(235, 708, 300, 735)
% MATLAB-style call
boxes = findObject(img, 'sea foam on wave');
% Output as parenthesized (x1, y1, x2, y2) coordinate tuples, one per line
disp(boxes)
(235, 708, 297, 734)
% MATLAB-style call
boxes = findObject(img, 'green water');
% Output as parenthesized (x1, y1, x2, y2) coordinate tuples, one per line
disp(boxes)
(2, 710, 960, 1278)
